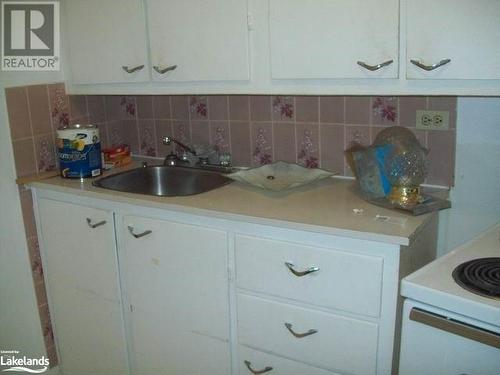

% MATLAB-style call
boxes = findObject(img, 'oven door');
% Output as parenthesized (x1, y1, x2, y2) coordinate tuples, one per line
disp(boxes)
(399, 299, 500, 375)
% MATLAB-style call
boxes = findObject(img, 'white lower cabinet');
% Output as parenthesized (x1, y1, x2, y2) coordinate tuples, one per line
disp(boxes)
(34, 193, 436, 375)
(37, 198, 128, 375)
(119, 215, 231, 375)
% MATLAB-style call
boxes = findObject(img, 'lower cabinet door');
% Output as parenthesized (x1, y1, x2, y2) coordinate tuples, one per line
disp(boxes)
(237, 294, 378, 375)
(37, 198, 128, 375)
(121, 215, 231, 375)
(239, 346, 339, 375)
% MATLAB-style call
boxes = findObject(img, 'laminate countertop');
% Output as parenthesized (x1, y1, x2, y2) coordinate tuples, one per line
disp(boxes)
(29, 163, 443, 246)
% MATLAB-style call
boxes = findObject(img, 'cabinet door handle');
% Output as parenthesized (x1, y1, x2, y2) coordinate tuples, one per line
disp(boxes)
(86, 218, 106, 228)
(284, 262, 319, 277)
(244, 360, 273, 374)
(127, 225, 152, 239)
(410, 58, 451, 71)
(357, 59, 393, 71)
(122, 65, 145, 73)
(284, 322, 318, 338)
(153, 65, 177, 74)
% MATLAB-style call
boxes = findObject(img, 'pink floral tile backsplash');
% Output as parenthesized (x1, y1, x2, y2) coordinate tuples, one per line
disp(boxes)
(63, 92, 453, 184)
(5, 84, 458, 186)
(4, 83, 458, 369)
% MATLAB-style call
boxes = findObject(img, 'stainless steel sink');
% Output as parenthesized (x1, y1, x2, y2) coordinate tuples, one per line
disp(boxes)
(93, 165, 233, 196)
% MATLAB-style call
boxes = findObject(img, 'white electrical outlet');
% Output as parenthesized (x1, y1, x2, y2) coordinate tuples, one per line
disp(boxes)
(416, 110, 449, 130)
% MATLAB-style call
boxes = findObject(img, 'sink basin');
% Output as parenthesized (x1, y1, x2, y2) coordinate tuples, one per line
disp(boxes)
(93, 165, 233, 196)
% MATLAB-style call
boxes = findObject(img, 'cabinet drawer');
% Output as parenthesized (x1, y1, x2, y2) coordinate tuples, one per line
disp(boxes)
(237, 295, 378, 375)
(235, 235, 383, 317)
(239, 345, 338, 375)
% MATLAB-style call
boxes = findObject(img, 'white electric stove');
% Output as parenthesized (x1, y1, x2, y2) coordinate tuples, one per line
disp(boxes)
(399, 223, 500, 375)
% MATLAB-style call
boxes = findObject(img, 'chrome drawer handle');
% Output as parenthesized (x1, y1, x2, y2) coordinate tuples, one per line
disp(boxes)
(127, 226, 152, 239)
(357, 59, 393, 71)
(410, 58, 451, 71)
(244, 360, 273, 374)
(122, 65, 145, 73)
(86, 218, 106, 229)
(284, 322, 318, 338)
(153, 65, 177, 74)
(284, 262, 319, 277)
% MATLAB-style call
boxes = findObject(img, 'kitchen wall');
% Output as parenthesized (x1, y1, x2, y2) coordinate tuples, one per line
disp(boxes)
(4, 81, 497, 368)
(0, 73, 62, 374)
(3, 84, 458, 366)
(4, 84, 65, 368)
(437, 97, 500, 256)
(70, 93, 456, 186)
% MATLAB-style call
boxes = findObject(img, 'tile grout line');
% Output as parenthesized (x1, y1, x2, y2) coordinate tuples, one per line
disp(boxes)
(343, 96, 347, 175)
(226, 96, 232, 155)
(205, 96, 212, 147)
(248, 96, 253, 165)
(271, 96, 275, 162)
(150, 96, 159, 157)
(133, 96, 140, 155)
(187, 96, 193, 143)
(168, 96, 174, 151)
(293, 96, 298, 164)
(26, 86, 39, 174)
(317, 96, 322, 168)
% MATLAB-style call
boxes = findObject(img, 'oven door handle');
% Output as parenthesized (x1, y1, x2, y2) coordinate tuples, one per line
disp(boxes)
(410, 307, 500, 349)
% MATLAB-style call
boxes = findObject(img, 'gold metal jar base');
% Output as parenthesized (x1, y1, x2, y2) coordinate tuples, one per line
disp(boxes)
(388, 185, 422, 207)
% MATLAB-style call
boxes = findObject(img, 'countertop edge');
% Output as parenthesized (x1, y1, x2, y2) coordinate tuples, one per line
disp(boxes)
(29, 180, 412, 246)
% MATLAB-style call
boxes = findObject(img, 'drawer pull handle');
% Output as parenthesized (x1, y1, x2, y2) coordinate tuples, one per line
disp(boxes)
(122, 65, 145, 74)
(127, 226, 152, 239)
(284, 262, 319, 277)
(357, 59, 393, 71)
(244, 360, 273, 374)
(284, 322, 318, 338)
(410, 58, 451, 71)
(86, 218, 106, 228)
(153, 65, 177, 74)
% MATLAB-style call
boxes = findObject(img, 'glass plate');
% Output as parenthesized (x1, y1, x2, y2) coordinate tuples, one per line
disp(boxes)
(228, 161, 335, 191)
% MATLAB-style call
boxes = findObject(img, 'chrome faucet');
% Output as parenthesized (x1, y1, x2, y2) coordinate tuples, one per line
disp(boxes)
(162, 136, 233, 172)
(163, 136, 197, 157)
(162, 136, 196, 166)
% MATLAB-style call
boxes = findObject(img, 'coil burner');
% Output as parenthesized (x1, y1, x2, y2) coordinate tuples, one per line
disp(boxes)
(452, 257, 500, 300)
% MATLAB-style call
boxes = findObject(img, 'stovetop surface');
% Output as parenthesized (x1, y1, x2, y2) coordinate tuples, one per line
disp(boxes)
(401, 223, 500, 327)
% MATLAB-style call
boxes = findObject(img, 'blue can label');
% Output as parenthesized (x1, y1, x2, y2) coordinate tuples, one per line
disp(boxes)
(57, 128, 102, 178)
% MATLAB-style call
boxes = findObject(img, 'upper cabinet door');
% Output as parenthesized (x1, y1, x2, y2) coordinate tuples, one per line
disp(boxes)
(407, 0, 500, 79)
(147, 0, 250, 82)
(65, 0, 149, 84)
(269, 0, 399, 79)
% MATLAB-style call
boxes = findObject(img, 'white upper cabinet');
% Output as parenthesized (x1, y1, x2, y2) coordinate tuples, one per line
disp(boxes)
(406, 0, 500, 79)
(65, 0, 149, 84)
(146, 0, 250, 82)
(269, 0, 399, 79)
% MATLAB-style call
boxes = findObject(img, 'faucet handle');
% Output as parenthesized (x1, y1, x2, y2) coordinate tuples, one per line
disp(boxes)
(219, 152, 232, 167)
(198, 156, 209, 165)
(164, 152, 180, 166)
